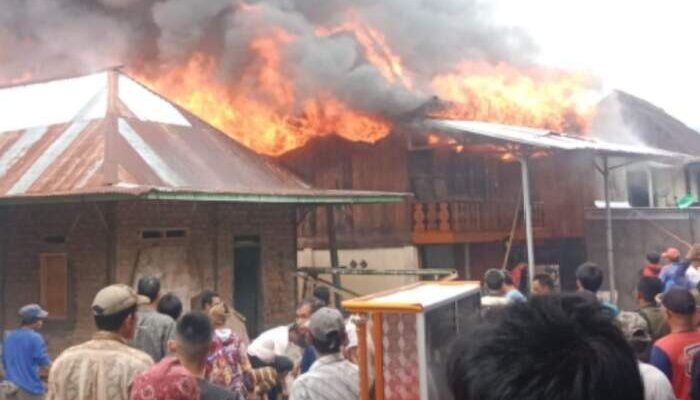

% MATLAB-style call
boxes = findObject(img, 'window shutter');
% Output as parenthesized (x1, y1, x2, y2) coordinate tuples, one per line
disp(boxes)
(40, 253, 68, 319)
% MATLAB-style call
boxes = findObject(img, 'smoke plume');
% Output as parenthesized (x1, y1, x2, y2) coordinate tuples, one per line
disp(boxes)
(0, 0, 537, 118)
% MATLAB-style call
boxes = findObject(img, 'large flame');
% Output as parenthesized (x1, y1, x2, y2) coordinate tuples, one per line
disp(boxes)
(316, 16, 413, 89)
(431, 62, 596, 132)
(130, 12, 595, 155)
(134, 29, 391, 156)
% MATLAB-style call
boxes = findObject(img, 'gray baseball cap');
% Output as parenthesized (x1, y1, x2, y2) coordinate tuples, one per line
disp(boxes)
(18, 304, 48, 323)
(309, 307, 344, 341)
(92, 284, 149, 316)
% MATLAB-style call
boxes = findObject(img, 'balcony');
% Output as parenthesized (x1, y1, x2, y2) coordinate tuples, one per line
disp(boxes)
(412, 200, 550, 244)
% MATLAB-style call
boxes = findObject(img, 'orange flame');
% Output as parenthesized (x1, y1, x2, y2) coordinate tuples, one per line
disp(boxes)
(431, 62, 596, 132)
(316, 17, 412, 88)
(128, 12, 595, 156)
(134, 30, 390, 155)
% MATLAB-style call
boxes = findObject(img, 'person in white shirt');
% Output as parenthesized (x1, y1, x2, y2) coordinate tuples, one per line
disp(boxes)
(638, 362, 676, 400)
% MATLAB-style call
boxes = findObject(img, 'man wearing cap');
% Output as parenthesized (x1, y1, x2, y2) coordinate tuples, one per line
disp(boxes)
(650, 288, 700, 399)
(46, 284, 154, 400)
(1, 304, 51, 400)
(290, 307, 359, 400)
(130, 276, 176, 362)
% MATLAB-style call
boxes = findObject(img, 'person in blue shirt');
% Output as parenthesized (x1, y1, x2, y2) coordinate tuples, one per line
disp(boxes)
(503, 271, 526, 303)
(2, 304, 51, 399)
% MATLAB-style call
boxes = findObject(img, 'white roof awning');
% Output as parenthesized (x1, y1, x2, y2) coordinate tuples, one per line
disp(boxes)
(428, 119, 688, 160)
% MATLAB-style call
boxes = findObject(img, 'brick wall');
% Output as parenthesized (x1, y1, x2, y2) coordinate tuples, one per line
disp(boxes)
(0, 200, 297, 357)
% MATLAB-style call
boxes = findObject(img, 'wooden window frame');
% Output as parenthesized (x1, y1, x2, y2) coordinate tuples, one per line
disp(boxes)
(39, 253, 69, 320)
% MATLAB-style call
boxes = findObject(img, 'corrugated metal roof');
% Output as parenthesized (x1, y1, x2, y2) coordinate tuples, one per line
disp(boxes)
(0, 70, 407, 204)
(429, 119, 685, 159)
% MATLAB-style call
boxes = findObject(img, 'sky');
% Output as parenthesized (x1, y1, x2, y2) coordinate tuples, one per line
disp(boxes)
(489, 0, 700, 130)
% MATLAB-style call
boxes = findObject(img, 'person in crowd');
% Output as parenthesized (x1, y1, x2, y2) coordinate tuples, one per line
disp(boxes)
(576, 262, 620, 317)
(157, 292, 183, 321)
(201, 289, 249, 344)
(290, 307, 359, 400)
(130, 276, 176, 362)
(131, 311, 238, 400)
(532, 273, 555, 296)
(510, 262, 528, 294)
(2, 304, 51, 400)
(618, 308, 675, 400)
(246, 323, 297, 397)
(503, 270, 526, 302)
(297, 298, 325, 374)
(685, 244, 700, 287)
(480, 269, 509, 307)
(637, 277, 670, 341)
(660, 247, 692, 293)
(313, 286, 331, 307)
(644, 252, 663, 278)
(205, 302, 252, 398)
(447, 293, 644, 400)
(650, 288, 700, 399)
(46, 284, 153, 400)
(130, 357, 200, 400)
(342, 311, 359, 364)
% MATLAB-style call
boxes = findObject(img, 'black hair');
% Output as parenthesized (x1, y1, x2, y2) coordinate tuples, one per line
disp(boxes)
(533, 274, 555, 291)
(447, 294, 644, 400)
(576, 262, 604, 293)
(662, 288, 696, 316)
(312, 329, 346, 355)
(200, 289, 219, 309)
(646, 252, 661, 264)
(299, 297, 325, 314)
(176, 311, 213, 362)
(94, 305, 138, 332)
(157, 293, 183, 321)
(137, 276, 161, 303)
(503, 270, 514, 285)
(484, 269, 505, 291)
(313, 286, 331, 306)
(272, 356, 294, 374)
(637, 277, 663, 304)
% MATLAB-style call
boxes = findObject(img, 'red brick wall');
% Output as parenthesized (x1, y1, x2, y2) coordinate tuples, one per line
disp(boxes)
(0, 201, 297, 357)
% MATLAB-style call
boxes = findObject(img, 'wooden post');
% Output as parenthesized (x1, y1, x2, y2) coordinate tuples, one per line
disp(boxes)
(372, 313, 385, 400)
(357, 314, 370, 400)
(326, 205, 341, 306)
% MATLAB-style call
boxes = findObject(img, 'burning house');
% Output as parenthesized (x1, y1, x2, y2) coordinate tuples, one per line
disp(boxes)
(0, 69, 403, 354)
(2, 0, 696, 310)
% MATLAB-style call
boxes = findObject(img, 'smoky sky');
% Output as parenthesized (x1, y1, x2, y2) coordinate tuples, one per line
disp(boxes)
(0, 0, 538, 117)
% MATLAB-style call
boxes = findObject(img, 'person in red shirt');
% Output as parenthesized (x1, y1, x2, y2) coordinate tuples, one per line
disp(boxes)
(650, 288, 700, 399)
(644, 252, 663, 278)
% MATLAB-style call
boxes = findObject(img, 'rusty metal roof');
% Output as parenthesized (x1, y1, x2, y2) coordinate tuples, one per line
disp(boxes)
(429, 119, 688, 160)
(0, 70, 406, 204)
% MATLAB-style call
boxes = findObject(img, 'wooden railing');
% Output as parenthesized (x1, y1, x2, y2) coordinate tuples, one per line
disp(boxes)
(413, 200, 545, 233)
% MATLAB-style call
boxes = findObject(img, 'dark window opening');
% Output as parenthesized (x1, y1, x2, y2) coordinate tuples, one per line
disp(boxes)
(141, 230, 163, 239)
(165, 229, 187, 238)
(43, 235, 65, 244)
(140, 229, 189, 240)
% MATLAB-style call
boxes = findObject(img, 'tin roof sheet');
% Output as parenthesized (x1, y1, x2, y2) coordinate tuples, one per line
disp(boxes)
(0, 70, 407, 204)
(429, 119, 685, 159)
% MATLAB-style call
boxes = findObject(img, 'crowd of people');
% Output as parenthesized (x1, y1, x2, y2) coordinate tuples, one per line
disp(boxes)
(8, 245, 700, 400)
(0, 279, 358, 400)
(458, 246, 700, 400)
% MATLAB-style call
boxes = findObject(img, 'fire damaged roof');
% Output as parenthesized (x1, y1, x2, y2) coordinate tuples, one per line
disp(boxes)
(428, 119, 686, 160)
(0, 70, 406, 204)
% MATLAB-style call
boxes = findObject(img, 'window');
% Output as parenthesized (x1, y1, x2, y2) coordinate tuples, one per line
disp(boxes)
(140, 228, 188, 240)
(40, 253, 68, 319)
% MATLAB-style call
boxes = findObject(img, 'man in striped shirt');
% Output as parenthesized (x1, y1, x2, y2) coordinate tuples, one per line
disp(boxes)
(290, 308, 359, 400)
